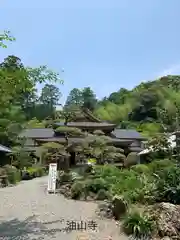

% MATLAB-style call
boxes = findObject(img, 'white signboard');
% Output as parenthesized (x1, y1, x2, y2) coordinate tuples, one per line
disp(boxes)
(47, 163, 57, 193)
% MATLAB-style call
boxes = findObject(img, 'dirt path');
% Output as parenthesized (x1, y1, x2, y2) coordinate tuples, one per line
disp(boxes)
(0, 176, 128, 240)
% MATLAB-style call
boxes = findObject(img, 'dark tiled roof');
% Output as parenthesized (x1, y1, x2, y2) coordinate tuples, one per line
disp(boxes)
(19, 128, 54, 139)
(35, 137, 133, 146)
(35, 137, 85, 144)
(112, 129, 146, 140)
(129, 147, 144, 152)
(0, 144, 12, 153)
(83, 108, 102, 122)
(54, 122, 116, 128)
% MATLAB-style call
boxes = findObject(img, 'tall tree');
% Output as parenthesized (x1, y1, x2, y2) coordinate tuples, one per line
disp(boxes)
(108, 88, 129, 105)
(0, 55, 33, 115)
(38, 84, 61, 119)
(39, 84, 61, 106)
(81, 87, 97, 111)
(65, 88, 83, 107)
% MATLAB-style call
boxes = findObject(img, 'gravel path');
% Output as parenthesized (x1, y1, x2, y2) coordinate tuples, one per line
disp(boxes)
(0, 176, 128, 240)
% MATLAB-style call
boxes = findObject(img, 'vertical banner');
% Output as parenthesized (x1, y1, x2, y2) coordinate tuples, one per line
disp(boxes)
(47, 163, 57, 193)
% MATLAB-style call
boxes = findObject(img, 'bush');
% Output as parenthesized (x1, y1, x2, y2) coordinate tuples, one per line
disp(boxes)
(71, 181, 85, 199)
(131, 164, 150, 174)
(112, 195, 128, 219)
(94, 165, 122, 179)
(85, 178, 109, 194)
(155, 165, 180, 204)
(111, 170, 139, 196)
(3, 165, 21, 184)
(58, 171, 72, 183)
(122, 211, 154, 238)
(27, 167, 38, 178)
(0, 167, 7, 176)
(111, 170, 156, 204)
(148, 159, 174, 173)
(35, 167, 45, 177)
(27, 167, 45, 178)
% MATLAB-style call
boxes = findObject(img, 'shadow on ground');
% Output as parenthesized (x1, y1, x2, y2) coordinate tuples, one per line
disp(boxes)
(0, 215, 70, 240)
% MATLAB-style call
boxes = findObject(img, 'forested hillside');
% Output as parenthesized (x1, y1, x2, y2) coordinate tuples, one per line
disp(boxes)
(65, 76, 180, 137)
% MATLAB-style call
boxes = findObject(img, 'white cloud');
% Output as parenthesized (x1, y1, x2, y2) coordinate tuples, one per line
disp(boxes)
(158, 63, 180, 78)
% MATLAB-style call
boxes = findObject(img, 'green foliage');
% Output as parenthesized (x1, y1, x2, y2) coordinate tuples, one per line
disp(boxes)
(65, 88, 83, 107)
(55, 126, 84, 136)
(148, 159, 174, 173)
(111, 170, 145, 202)
(137, 122, 162, 137)
(27, 167, 45, 178)
(0, 31, 15, 48)
(3, 165, 21, 184)
(94, 75, 180, 135)
(65, 87, 97, 111)
(155, 164, 180, 204)
(74, 134, 124, 165)
(93, 130, 104, 136)
(94, 164, 123, 179)
(71, 181, 85, 199)
(11, 147, 33, 169)
(58, 171, 72, 183)
(122, 211, 154, 238)
(85, 178, 109, 194)
(26, 118, 46, 128)
(66, 160, 180, 207)
(131, 164, 150, 174)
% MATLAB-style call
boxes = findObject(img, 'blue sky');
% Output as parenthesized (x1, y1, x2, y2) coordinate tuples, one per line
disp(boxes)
(1, 0, 180, 104)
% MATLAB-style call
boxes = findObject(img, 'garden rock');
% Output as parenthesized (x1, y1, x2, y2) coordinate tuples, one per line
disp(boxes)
(96, 189, 110, 200)
(97, 200, 113, 219)
(58, 184, 71, 198)
(124, 152, 139, 167)
(112, 195, 127, 220)
(153, 202, 180, 238)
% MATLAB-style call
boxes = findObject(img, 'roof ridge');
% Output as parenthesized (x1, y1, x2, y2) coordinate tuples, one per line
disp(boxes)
(25, 128, 53, 130)
(83, 108, 102, 123)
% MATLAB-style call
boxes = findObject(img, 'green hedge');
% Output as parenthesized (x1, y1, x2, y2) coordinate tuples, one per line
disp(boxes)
(3, 165, 21, 184)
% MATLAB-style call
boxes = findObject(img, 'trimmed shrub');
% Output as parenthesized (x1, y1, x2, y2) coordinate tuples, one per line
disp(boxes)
(3, 165, 21, 184)
(85, 178, 109, 194)
(27, 167, 45, 179)
(27, 168, 38, 178)
(122, 211, 154, 238)
(112, 195, 128, 219)
(35, 167, 45, 177)
(0, 167, 7, 176)
(94, 165, 122, 179)
(148, 159, 174, 173)
(57, 171, 73, 184)
(71, 181, 85, 199)
(131, 164, 150, 174)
